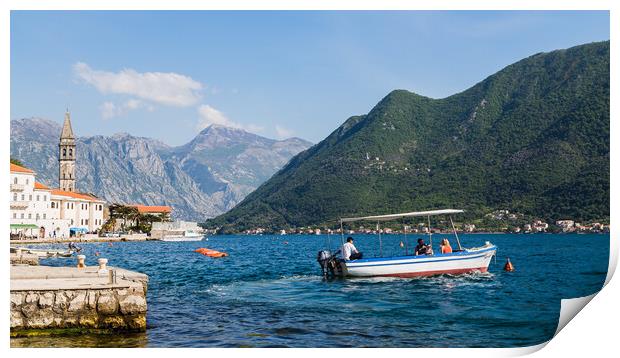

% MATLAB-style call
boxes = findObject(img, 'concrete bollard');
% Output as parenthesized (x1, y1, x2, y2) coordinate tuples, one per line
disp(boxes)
(77, 255, 86, 269)
(98, 258, 109, 274)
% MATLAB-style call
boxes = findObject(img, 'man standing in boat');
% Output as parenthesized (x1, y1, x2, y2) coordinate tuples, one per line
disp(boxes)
(342, 237, 363, 260)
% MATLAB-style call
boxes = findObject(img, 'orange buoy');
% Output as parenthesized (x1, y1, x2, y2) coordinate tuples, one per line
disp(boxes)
(195, 247, 228, 258)
(504, 258, 515, 272)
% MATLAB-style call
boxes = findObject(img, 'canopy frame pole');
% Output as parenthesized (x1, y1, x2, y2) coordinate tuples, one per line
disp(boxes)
(340, 219, 345, 250)
(378, 220, 383, 258)
(427, 215, 433, 254)
(449, 215, 463, 251)
(403, 220, 409, 256)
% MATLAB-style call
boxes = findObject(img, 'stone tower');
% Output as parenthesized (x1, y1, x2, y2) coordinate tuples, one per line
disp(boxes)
(59, 110, 76, 192)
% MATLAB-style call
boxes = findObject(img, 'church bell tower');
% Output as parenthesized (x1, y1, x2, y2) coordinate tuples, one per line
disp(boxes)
(59, 110, 76, 192)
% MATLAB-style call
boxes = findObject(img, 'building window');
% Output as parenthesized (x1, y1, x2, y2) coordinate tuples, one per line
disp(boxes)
(21, 194, 25, 201)
(43, 214, 46, 219)
(13, 213, 16, 219)
(71, 219, 73, 225)
(28, 213, 32, 219)
(29, 195, 32, 201)
(13, 193, 17, 201)
(21, 213, 24, 219)
(26, 179, 29, 185)
(43, 195, 46, 201)
(85, 219, 89, 225)
(36, 214, 40, 220)
(67, 203, 70, 209)
(13, 177, 17, 184)
(36, 195, 40, 201)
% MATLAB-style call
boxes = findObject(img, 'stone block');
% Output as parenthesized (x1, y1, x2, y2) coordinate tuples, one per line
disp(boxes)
(119, 295, 147, 315)
(21, 304, 38, 318)
(10, 292, 23, 308)
(97, 294, 118, 315)
(125, 315, 147, 330)
(78, 314, 98, 328)
(53, 292, 68, 313)
(25, 308, 54, 329)
(10, 310, 23, 329)
(25, 292, 39, 304)
(102, 315, 125, 328)
(68, 292, 86, 312)
(86, 291, 97, 309)
(38, 292, 54, 308)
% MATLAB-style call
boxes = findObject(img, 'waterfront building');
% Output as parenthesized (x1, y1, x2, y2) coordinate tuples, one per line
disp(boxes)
(10, 163, 105, 238)
(9, 111, 105, 239)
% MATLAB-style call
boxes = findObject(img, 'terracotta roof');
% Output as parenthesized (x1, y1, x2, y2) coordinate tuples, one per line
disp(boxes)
(131, 204, 172, 214)
(34, 182, 51, 190)
(50, 189, 103, 202)
(10, 163, 35, 174)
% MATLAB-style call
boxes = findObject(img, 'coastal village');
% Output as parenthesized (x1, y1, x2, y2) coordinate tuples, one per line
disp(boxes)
(10, 111, 178, 242)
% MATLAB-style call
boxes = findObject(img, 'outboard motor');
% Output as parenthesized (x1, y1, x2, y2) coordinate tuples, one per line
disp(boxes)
(317, 250, 342, 277)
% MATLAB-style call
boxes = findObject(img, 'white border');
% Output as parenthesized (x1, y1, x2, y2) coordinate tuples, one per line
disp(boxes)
(3, 1, 616, 357)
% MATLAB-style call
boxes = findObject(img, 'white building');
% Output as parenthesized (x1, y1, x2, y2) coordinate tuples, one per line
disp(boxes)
(10, 163, 105, 239)
(10, 111, 105, 239)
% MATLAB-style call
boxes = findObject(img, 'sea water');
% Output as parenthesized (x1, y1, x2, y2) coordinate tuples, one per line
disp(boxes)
(11, 233, 609, 348)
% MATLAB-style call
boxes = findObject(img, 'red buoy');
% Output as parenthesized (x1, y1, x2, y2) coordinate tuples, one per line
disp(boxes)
(504, 258, 515, 272)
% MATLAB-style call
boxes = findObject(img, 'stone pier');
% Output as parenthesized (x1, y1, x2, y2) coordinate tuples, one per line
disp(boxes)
(10, 265, 148, 336)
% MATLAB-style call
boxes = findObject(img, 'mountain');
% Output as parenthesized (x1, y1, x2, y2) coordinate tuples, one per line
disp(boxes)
(10, 119, 311, 221)
(205, 41, 610, 232)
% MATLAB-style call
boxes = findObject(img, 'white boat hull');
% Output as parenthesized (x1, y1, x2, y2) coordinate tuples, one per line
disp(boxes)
(161, 236, 204, 242)
(342, 244, 496, 278)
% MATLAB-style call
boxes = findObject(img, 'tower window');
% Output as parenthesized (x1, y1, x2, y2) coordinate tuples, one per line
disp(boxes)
(69, 149, 72, 156)
(63, 148, 66, 157)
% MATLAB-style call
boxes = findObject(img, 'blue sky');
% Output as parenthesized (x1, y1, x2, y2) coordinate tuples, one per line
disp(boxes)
(11, 11, 609, 145)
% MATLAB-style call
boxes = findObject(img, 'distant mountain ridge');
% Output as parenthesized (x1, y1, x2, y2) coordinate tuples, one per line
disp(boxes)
(10, 118, 312, 221)
(206, 41, 610, 232)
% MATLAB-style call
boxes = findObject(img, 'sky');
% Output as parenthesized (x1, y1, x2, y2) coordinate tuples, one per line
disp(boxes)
(10, 11, 610, 145)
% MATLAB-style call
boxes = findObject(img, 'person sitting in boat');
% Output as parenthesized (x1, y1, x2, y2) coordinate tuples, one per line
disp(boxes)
(414, 238, 432, 256)
(342, 237, 363, 260)
(440, 238, 453, 254)
(68, 242, 82, 252)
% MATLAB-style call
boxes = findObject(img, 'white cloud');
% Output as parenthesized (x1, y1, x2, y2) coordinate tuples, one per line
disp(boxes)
(197, 105, 239, 129)
(196, 104, 263, 134)
(100, 99, 146, 119)
(74, 62, 203, 107)
(275, 125, 295, 139)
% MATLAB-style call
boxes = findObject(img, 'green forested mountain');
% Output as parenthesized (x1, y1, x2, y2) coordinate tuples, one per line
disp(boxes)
(205, 41, 610, 232)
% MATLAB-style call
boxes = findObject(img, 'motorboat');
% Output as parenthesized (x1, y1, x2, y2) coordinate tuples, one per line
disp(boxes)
(317, 209, 497, 278)
(161, 230, 205, 242)
(12, 247, 75, 258)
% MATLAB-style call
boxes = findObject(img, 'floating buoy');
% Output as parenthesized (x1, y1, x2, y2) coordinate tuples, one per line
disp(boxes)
(399, 241, 404, 248)
(504, 258, 515, 272)
(195, 247, 228, 258)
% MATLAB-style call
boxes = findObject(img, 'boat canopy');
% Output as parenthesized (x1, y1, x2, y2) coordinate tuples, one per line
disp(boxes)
(340, 209, 464, 223)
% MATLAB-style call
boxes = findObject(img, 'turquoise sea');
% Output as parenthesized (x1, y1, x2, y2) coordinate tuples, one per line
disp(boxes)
(11, 233, 609, 348)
